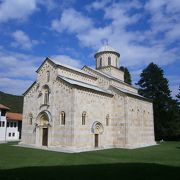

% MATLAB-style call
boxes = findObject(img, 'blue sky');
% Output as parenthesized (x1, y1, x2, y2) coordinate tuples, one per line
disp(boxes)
(0, 0, 179, 97)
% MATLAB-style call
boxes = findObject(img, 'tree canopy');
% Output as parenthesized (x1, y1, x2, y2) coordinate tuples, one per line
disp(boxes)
(176, 86, 180, 101)
(119, 66, 132, 85)
(0, 91, 23, 113)
(137, 63, 180, 140)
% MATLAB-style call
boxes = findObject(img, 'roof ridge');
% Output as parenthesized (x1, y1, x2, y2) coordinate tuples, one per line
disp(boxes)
(84, 66, 138, 90)
(48, 58, 97, 79)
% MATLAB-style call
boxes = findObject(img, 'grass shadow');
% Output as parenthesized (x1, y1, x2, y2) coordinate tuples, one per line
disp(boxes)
(0, 163, 180, 180)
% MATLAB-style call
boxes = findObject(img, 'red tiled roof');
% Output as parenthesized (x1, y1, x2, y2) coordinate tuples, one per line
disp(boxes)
(0, 104, 10, 110)
(6, 112, 22, 121)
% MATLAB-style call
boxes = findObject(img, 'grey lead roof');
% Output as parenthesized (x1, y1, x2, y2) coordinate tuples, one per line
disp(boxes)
(111, 85, 152, 102)
(84, 66, 138, 90)
(48, 58, 96, 79)
(58, 75, 113, 96)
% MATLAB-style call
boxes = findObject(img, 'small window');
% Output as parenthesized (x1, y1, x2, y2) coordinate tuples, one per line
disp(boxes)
(108, 57, 111, 66)
(7, 122, 9, 127)
(14, 122, 17, 127)
(9, 133, 11, 137)
(29, 113, 33, 125)
(1, 109, 6, 116)
(99, 57, 102, 67)
(0, 122, 1, 127)
(46, 71, 50, 82)
(61, 111, 65, 125)
(10, 122, 13, 127)
(12, 133, 15, 137)
(106, 114, 110, 126)
(2, 121, 5, 127)
(82, 112, 86, 125)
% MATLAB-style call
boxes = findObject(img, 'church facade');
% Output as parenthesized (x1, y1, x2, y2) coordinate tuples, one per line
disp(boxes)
(21, 45, 156, 152)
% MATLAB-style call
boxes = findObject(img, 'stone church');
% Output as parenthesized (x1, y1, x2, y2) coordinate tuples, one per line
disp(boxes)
(21, 45, 156, 152)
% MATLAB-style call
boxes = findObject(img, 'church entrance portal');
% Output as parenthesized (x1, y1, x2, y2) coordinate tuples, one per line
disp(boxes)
(92, 121, 104, 148)
(36, 111, 52, 147)
(42, 128, 48, 146)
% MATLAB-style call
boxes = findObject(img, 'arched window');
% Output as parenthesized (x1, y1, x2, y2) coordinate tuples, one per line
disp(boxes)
(82, 111, 86, 125)
(108, 57, 111, 66)
(46, 71, 50, 82)
(43, 85, 50, 105)
(99, 57, 102, 67)
(44, 89, 49, 105)
(29, 113, 33, 125)
(61, 111, 65, 125)
(106, 114, 109, 126)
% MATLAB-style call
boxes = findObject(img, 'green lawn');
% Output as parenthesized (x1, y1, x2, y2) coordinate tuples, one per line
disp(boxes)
(0, 142, 180, 180)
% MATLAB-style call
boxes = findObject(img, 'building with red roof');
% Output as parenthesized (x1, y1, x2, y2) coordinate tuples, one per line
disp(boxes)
(0, 104, 22, 142)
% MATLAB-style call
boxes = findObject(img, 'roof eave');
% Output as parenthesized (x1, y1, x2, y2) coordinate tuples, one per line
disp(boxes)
(94, 51, 120, 58)
(110, 86, 153, 102)
(23, 81, 36, 96)
(36, 57, 56, 73)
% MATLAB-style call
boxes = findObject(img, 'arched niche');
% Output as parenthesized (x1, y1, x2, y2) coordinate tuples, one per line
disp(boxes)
(36, 110, 52, 126)
(91, 121, 104, 134)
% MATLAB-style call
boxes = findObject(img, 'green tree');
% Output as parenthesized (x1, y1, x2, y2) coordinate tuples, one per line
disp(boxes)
(137, 62, 180, 140)
(176, 86, 180, 101)
(0, 91, 23, 113)
(119, 66, 132, 85)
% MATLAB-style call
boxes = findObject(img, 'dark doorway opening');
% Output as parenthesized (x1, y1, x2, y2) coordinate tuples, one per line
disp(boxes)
(95, 134, 98, 147)
(42, 128, 48, 146)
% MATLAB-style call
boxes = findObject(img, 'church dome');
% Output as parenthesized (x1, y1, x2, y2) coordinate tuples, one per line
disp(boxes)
(95, 45, 120, 58)
(97, 45, 116, 53)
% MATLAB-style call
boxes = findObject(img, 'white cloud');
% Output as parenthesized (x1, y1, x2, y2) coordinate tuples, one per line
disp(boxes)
(145, 0, 180, 39)
(86, 0, 111, 11)
(0, 50, 39, 78)
(0, 49, 39, 95)
(51, 8, 93, 33)
(50, 55, 83, 68)
(51, 1, 180, 69)
(0, 48, 83, 95)
(0, 0, 62, 23)
(11, 30, 39, 50)
(50, 0, 179, 97)
(0, 77, 33, 95)
(0, 0, 37, 23)
(38, 0, 57, 11)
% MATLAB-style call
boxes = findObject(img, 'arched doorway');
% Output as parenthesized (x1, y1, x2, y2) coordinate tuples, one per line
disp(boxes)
(92, 121, 104, 148)
(36, 111, 51, 146)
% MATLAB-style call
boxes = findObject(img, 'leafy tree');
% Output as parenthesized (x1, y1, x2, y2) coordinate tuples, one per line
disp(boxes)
(119, 66, 132, 85)
(137, 63, 180, 140)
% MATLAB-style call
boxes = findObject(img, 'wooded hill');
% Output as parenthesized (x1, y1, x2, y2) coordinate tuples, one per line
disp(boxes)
(0, 91, 23, 113)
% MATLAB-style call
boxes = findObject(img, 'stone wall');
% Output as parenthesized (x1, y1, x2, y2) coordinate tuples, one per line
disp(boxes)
(100, 66, 124, 81)
(125, 96, 155, 148)
(96, 52, 119, 68)
(21, 59, 155, 152)
(22, 60, 75, 147)
(73, 88, 113, 149)
(58, 67, 97, 86)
